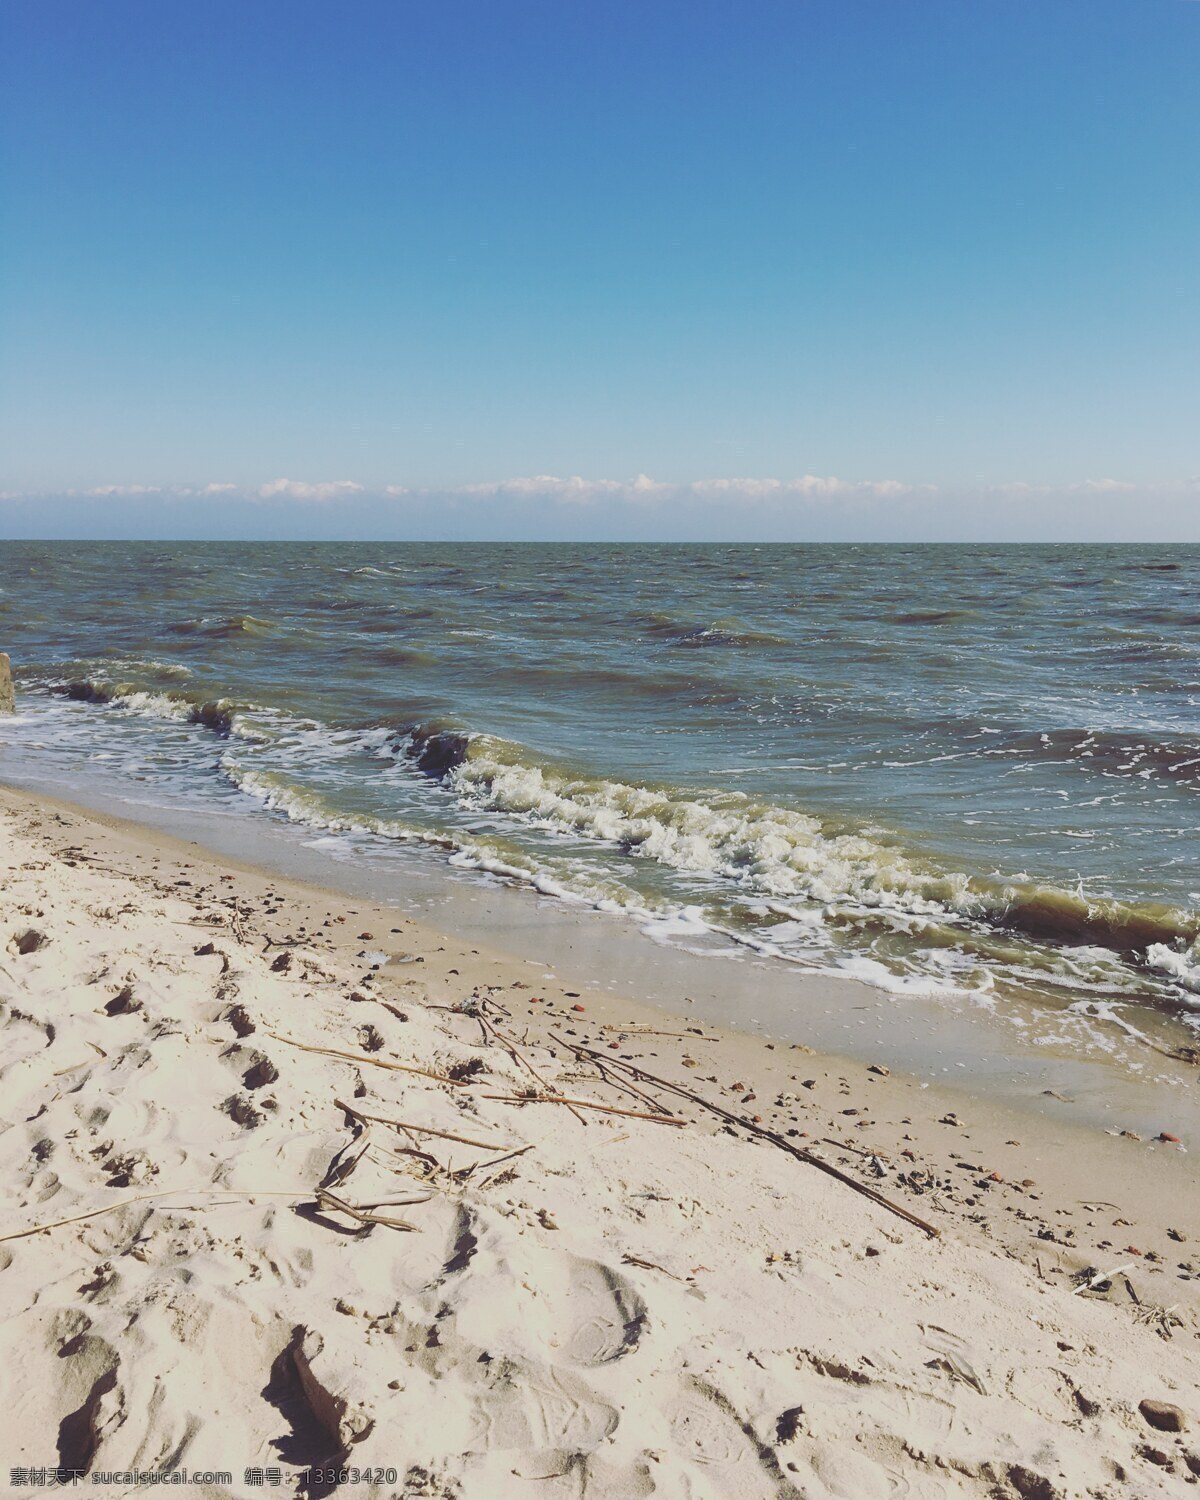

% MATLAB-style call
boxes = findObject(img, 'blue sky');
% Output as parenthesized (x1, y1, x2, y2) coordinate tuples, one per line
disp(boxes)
(1, 0, 1197, 539)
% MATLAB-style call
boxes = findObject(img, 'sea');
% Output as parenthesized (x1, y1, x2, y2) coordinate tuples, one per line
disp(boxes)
(2, 541, 1198, 1052)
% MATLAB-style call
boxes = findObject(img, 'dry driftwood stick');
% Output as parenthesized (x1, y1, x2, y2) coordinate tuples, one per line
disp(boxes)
(0, 1188, 319, 1244)
(335, 1097, 512, 1151)
(622, 1252, 684, 1280)
(366, 1136, 442, 1173)
(314, 1187, 420, 1232)
(52, 1059, 93, 1078)
(481, 1091, 685, 1125)
(550, 1031, 687, 1113)
(320, 1121, 373, 1191)
(342, 1194, 436, 1211)
(268, 1032, 467, 1086)
(601, 1025, 717, 1041)
(569, 1059, 664, 1112)
(568, 1042, 941, 1238)
(479, 1010, 588, 1126)
(229, 902, 249, 945)
(822, 1136, 891, 1162)
(454, 1143, 535, 1182)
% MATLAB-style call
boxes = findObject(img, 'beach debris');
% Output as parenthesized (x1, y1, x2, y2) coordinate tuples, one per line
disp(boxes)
(334, 1098, 512, 1153)
(1071, 1263, 1136, 1296)
(356, 1023, 385, 1053)
(1139, 1400, 1187, 1433)
(0, 652, 13, 713)
(268, 1030, 468, 1086)
(555, 1035, 941, 1238)
(868, 1064, 890, 1076)
(1134, 1303, 1185, 1340)
(0, 1185, 340, 1244)
(1157, 1131, 1182, 1144)
(11, 928, 47, 955)
(622, 1253, 682, 1280)
(482, 1090, 686, 1125)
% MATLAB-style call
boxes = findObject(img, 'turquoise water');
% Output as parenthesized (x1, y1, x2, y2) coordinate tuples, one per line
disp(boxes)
(2, 541, 1199, 1032)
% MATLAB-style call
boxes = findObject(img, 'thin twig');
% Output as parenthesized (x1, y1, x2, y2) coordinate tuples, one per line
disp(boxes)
(454, 1144, 535, 1182)
(314, 1187, 419, 1232)
(622, 1253, 684, 1280)
(335, 1097, 511, 1151)
(564, 1040, 941, 1238)
(822, 1137, 891, 1162)
(269, 1032, 467, 1086)
(601, 1025, 717, 1041)
(479, 1010, 587, 1126)
(0, 1188, 317, 1244)
(482, 1092, 685, 1125)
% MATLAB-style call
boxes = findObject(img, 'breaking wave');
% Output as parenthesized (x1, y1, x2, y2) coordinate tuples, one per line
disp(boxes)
(18, 669, 1200, 1012)
(390, 725, 1200, 999)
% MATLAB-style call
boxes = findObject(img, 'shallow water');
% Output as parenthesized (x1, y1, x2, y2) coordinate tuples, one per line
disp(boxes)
(2, 541, 1198, 1041)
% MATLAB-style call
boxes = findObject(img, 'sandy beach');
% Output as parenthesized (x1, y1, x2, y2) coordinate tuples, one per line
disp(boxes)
(1, 782, 1197, 1497)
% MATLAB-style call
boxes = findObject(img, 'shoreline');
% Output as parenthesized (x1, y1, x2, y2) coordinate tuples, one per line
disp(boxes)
(2, 783, 1199, 1493)
(4, 764, 1200, 1145)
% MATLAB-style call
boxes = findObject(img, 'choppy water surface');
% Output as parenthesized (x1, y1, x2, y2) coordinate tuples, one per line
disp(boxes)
(3, 542, 1199, 1039)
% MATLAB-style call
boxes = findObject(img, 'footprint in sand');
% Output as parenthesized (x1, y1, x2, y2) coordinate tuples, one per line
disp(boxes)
(0, 1310, 125, 1472)
(544, 1255, 648, 1367)
(438, 1209, 648, 1369)
(667, 1378, 804, 1500)
(219, 1042, 279, 1090)
(0, 1004, 56, 1071)
(468, 1359, 619, 1455)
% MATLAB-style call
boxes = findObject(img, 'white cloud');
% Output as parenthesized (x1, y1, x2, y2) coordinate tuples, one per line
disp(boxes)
(85, 484, 160, 496)
(256, 477, 365, 502)
(0, 475, 1183, 518)
(1072, 478, 1136, 494)
(455, 474, 627, 502)
(442, 473, 907, 506)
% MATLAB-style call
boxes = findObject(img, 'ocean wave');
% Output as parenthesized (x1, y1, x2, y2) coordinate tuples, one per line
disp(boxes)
(51, 676, 254, 739)
(633, 612, 789, 649)
(891, 609, 976, 626)
(393, 725, 1200, 991)
(167, 613, 278, 639)
(25, 675, 1200, 1008)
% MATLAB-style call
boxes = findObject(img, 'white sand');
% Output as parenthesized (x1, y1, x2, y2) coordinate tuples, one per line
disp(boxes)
(1, 790, 1198, 1498)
